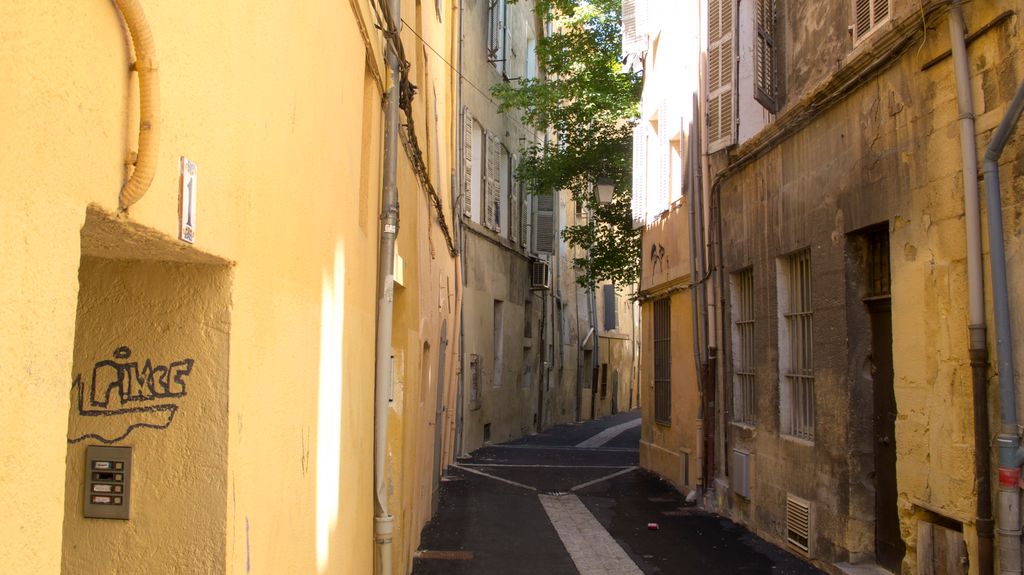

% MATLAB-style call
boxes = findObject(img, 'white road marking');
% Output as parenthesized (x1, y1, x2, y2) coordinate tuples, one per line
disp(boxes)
(460, 463, 631, 469)
(485, 444, 637, 452)
(451, 463, 537, 491)
(571, 466, 638, 492)
(539, 493, 643, 575)
(575, 417, 642, 448)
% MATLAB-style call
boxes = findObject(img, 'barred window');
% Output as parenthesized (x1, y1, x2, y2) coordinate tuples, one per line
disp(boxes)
(653, 298, 672, 425)
(865, 230, 891, 298)
(732, 269, 755, 425)
(779, 249, 813, 440)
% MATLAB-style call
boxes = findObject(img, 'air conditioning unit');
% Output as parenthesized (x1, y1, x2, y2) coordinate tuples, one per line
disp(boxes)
(530, 258, 550, 290)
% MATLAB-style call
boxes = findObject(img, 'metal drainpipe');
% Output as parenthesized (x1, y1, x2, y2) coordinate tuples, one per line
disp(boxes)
(112, 0, 159, 211)
(985, 77, 1024, 575)
(374, 0, 401, 571)
(591, 283, 599, 420)
(948, 3, 994, 572)
(453, 0, 466, 459)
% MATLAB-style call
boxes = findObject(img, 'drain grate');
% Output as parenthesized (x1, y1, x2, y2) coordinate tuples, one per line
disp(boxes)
(415, 550, 474, 561)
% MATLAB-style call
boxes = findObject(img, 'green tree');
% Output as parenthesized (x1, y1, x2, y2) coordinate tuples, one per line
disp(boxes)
(492, 0, 642, 289)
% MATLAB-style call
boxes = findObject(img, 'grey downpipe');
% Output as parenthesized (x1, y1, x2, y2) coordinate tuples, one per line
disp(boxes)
(593, 284, 598, 419)
(453, 0, 466, 459)
(986, 77, 1024, 575)
(374, 0, 401, 571)
(687, 116, 704, 402)
(948, 3, 995, 572)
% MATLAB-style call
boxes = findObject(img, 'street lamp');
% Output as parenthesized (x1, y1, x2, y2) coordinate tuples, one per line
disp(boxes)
(595, 176, 615, 205)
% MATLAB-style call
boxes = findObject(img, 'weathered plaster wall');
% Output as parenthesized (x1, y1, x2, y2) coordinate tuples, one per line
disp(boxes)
(461, 227, 536, 453)
(62, 255, 231, 574)
(718, 1, 1023, 569)
(639, 202, 700, 493)
(639, 289, 700, 493)
(640, 202, 692, 293)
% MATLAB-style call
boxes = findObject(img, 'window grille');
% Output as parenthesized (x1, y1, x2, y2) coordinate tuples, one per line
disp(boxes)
(600, 363, 608, 398)
(732, 269, 755, 425)
(653, 298, 672, 425)
(853, 0, 890, 43)
(781, 249, 813, 440)
(865, 231, 890, 298)
(753, 0, 777, 112)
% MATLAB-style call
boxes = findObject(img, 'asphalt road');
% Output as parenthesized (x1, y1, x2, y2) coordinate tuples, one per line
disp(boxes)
(412, 410, 825, 575)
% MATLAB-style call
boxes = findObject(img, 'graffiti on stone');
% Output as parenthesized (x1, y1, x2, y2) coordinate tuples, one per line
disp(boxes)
(68, 346, 194, 444)
(650, 243, 667, 274)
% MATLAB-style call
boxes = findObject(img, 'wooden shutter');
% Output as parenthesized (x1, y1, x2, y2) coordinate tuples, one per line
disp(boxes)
(534, 192, 555, 253)
(621, 0, 644, 54)
(603, 284, 618, 330)
(485, 133, 499, 230)
(520, 185, 529, 247)
(854, 0, 872, 39)
(707, 0, 735, 152)
(754, 0, 777, 112)
(462, 109, 473, 217)
(854, 0, 889, 42)
(657, 101, 670, 212)
(631, 124, 646, 227)
(510, 155, 520, 244)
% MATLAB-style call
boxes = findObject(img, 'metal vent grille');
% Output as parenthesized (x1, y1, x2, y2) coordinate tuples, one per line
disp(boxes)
(732, 449, 751, 499)
(786, 495, 811, 554)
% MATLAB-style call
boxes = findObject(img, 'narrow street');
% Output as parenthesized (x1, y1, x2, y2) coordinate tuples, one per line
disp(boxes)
(413, 412, 825, 575)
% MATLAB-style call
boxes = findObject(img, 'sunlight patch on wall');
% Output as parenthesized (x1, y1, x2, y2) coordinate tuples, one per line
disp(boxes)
(317, 243, 346, 572)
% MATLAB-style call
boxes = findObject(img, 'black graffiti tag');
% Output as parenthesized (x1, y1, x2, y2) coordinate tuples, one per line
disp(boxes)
(89, 346, 192, 408)
(68, 346, 195, 444)
(650, 243, 667, 273)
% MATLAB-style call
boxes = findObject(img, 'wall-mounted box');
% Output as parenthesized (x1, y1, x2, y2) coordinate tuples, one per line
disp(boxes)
(84, 445, 132, 520)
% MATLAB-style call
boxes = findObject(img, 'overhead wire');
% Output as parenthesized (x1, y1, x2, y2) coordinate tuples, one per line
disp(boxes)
(375, 0, 458, 256)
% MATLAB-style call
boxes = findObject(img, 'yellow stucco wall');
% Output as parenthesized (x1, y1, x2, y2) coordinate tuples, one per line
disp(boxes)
(639, 288, 700, 493)
(62, 253, 232, 573)
(2, 0, 456, 573)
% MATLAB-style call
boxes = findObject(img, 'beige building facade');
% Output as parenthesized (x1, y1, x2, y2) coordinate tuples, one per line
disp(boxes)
(630, 0, 1024, 572)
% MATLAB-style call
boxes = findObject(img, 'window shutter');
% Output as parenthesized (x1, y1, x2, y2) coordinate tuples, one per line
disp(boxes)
(520, 185, 529, 248)
(487, 0, 499, 59)
(603, 284, 618, 330)
(853, 0, 889, 42)
(621, 0, 643, 54)
(707, 0, 735, 152)
(854, 0, 872, 39)
(485, 133, 499, 230)
(873, 0, 889, 24)
(534, 192, 555, 253)
(510, 155, 519, 244)
(631, 124, 647, 227)
(658, 101, 670, 212)
(462, 109, 474, 217)
(754, 0, 777, 112)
